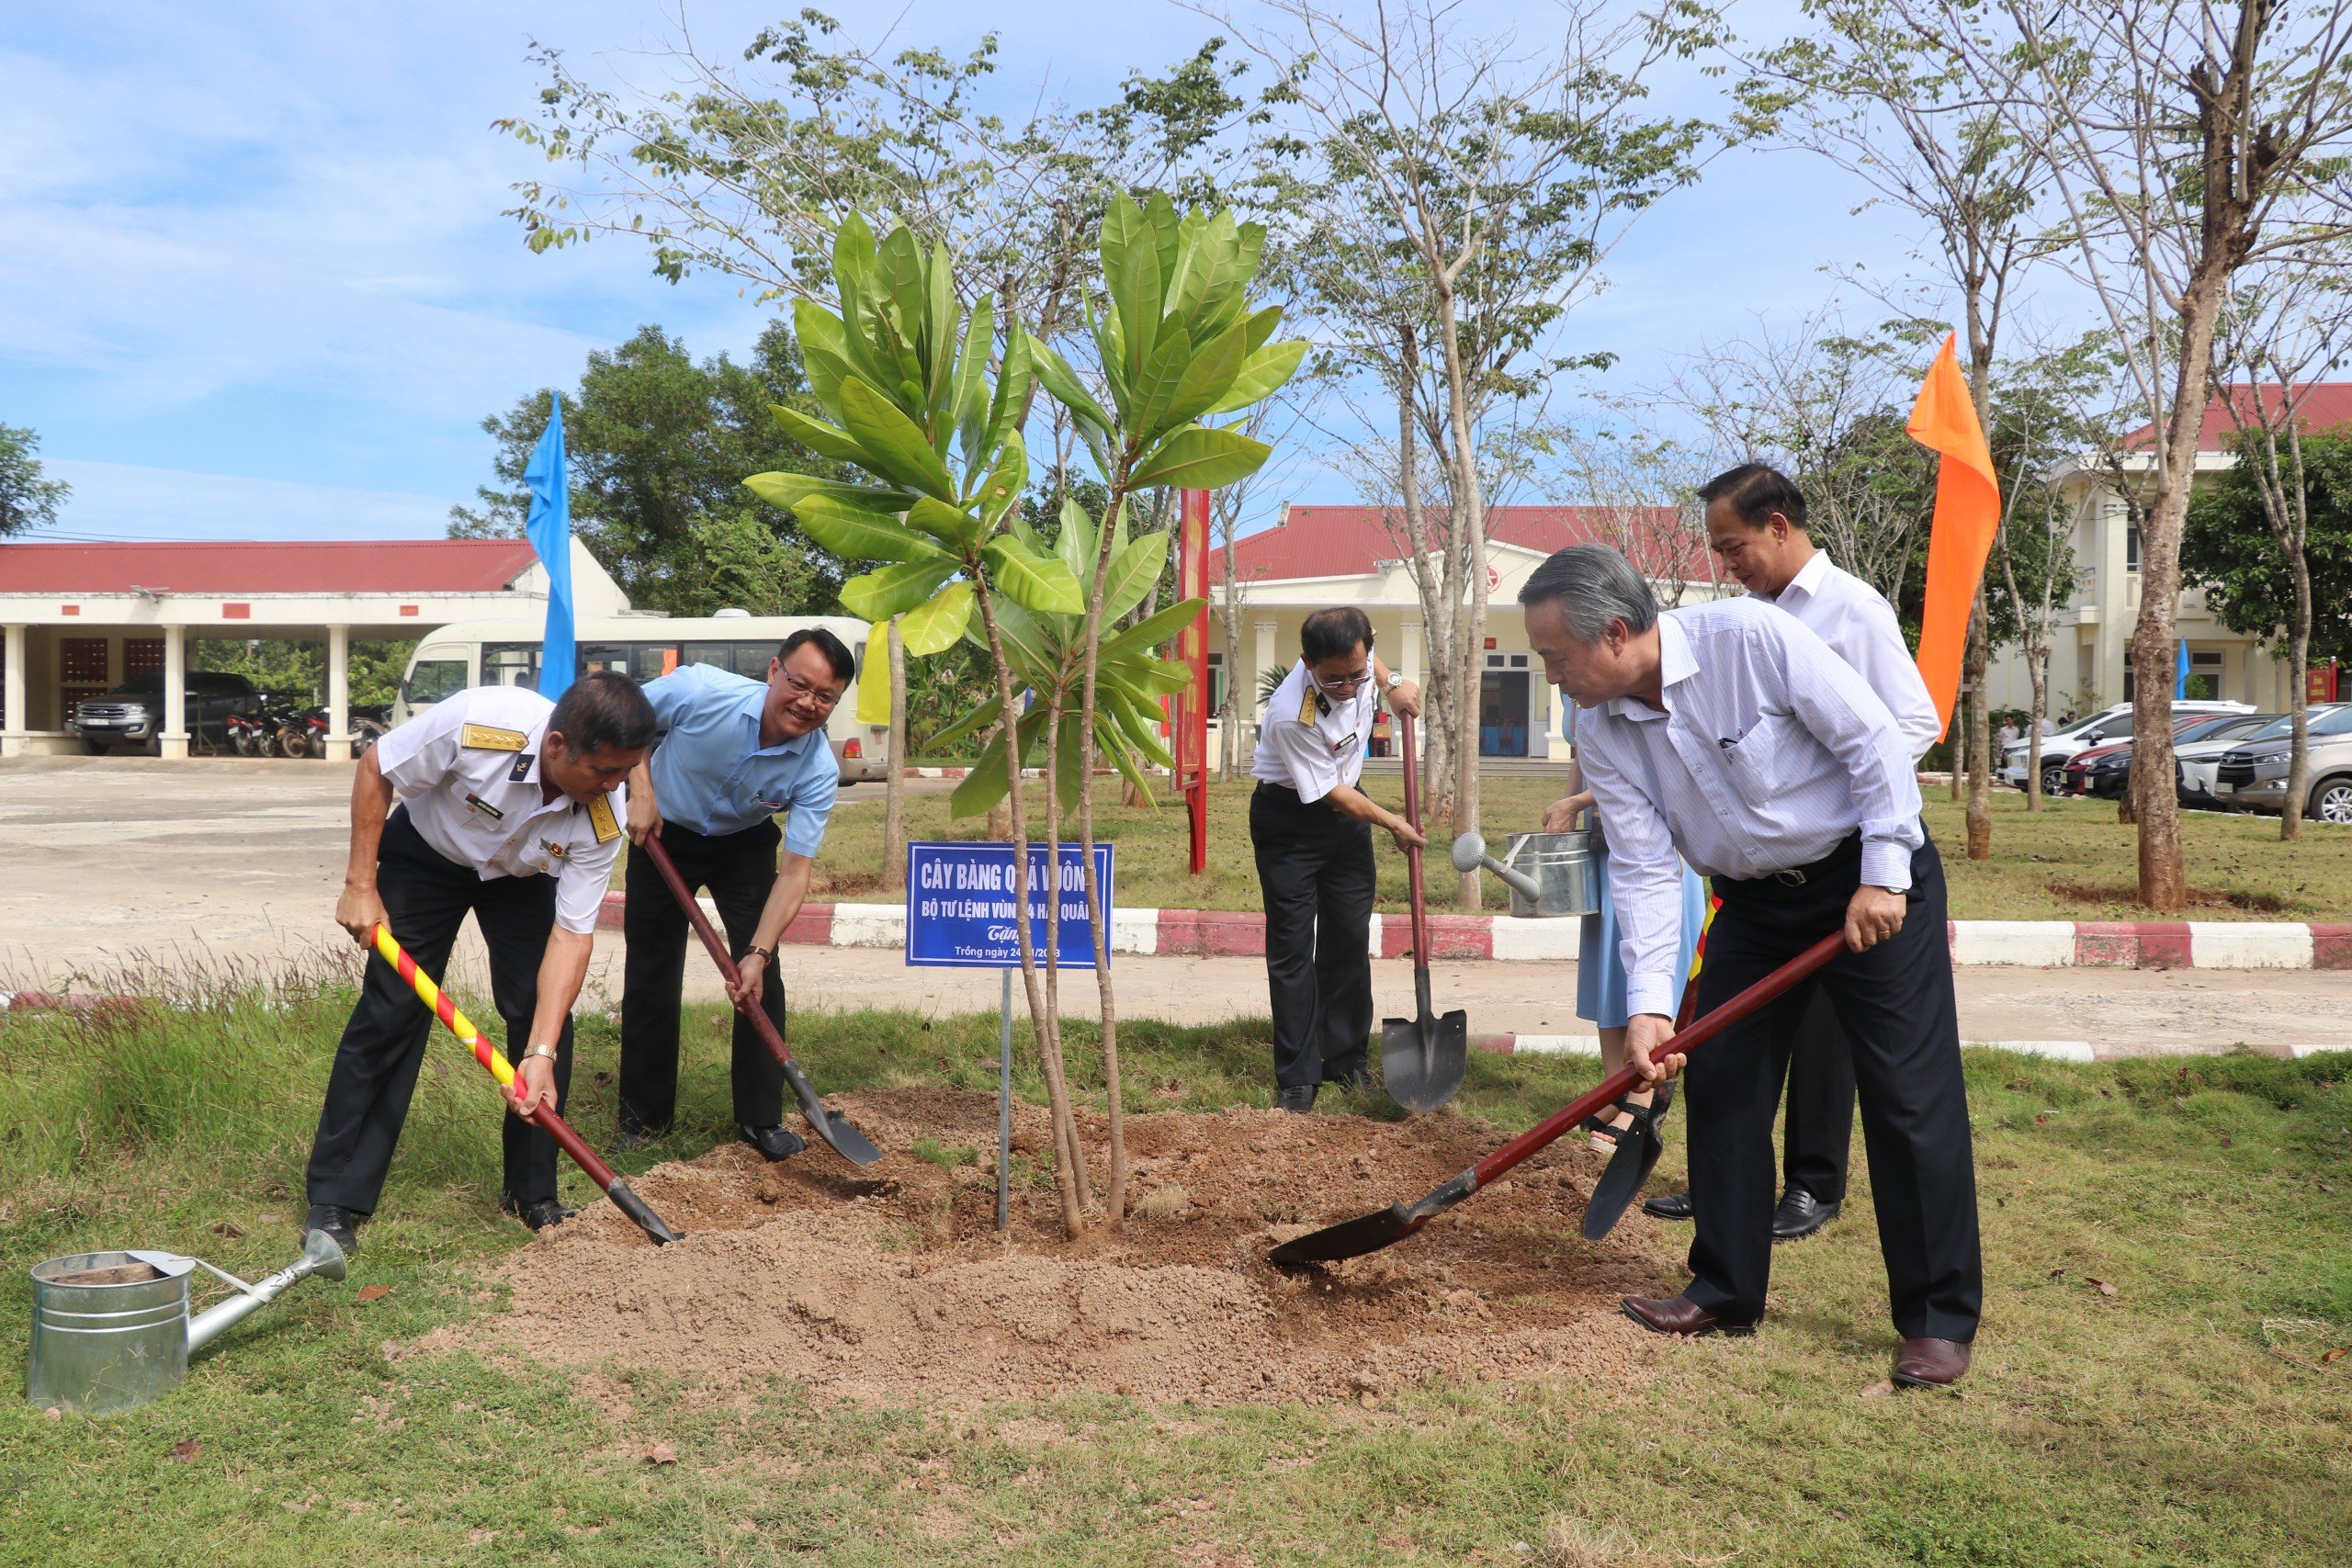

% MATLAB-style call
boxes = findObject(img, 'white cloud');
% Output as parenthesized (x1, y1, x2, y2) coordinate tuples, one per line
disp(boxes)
(41, 459, 452, 542)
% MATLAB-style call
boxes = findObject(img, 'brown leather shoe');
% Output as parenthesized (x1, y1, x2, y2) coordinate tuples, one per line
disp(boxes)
(1892, 1337, 1971, 1388)
(1620, 1294, 1757, 1337)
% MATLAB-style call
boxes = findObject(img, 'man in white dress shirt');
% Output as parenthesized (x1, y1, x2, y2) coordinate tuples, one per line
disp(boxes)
(1642, 464, 1942, 1241)
(1521, 543, 1980, 1390)
(1250, 606, 1422, 1111)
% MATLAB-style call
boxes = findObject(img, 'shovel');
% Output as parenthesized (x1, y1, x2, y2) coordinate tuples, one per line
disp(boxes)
(1270, 931, 1843, 1268)
(1381, 711, 1469, 1113)
(639, 833, 885, 1168)
(1579, 909, 1716, 1241)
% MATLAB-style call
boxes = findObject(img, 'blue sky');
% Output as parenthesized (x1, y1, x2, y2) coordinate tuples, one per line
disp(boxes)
(3, 1, 1919, 546)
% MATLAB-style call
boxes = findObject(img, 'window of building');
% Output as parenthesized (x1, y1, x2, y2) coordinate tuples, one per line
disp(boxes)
(1205, 649, 1227, 714)
(2126, 525, 2141, 572)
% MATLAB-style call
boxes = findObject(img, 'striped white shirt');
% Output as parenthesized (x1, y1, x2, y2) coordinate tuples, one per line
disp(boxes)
(1577, 596, 1924, 1018)
(1760, 550, 1942, 761)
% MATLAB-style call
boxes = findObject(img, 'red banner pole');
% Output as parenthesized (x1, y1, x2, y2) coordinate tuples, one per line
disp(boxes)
(1175, 489, 1212, 874)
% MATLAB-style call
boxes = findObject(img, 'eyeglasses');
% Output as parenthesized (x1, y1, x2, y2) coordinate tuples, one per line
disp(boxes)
(777, 670, 843, 713)
(1313, 666, 1372, 694)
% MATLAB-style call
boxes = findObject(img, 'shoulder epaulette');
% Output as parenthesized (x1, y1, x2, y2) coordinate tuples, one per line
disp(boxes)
(461, 724, 527, 752)
(585, 795, 621, 843)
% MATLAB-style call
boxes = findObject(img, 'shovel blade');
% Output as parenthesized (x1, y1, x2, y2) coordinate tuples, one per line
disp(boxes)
(1268, 1202, 1427, 1267)
(1381, 1008, 1469, 1114)
(1578, 1117, 1664, 1241)
(781, 1060, 887, 1168)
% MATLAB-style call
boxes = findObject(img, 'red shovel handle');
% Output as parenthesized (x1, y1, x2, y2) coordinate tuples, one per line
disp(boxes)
(639, 831, 799, 1067)
(1469, 930, 1845, 1189)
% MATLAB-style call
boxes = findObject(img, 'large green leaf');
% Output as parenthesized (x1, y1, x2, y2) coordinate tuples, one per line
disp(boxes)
(741, 472, 918, 513)
(977, 430, 1027, 525)
(792, 497, 947, 565)
(1099, 191, 1159, 383)
(949, 705, 1051, 819)
(768, 403, 868, 467)
(838, 378, 958, 501)
(899, 581, 974, 655)
(952, 295, 995, 473)
(984, 536, 1087, 615)
(924, 239, 959, 416)
(982, 321, 1034, 458)
(1128, 425, 1272, 491)
(1093, 714, 1159, 808)
(1099, 683, 1177, 768)
(1207, 340, 1309, 416)
(1101, 595, 1205, 660)
(1127, 331, 1195, 445)
(1100, 527, 1170, 621)
(1031, 339, 1112, 436)
(876, 227, 929, 354)
(840, 558, 960, 621)
(1054, 496, 1097, 583)
(904, 496, 981, 552)
(1243, 304, 1283, 355)
(983, 596, 1059, 682)
(922, 690, 1002, 753)
(1158, 316, 1249, 434)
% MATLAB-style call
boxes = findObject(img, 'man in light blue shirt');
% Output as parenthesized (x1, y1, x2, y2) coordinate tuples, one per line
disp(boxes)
(618, 627, 856, 1161)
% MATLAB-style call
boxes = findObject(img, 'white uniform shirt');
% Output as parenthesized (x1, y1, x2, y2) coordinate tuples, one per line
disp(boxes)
(1250, 660, 1376, 803)
(1759, 550, 1942, 761)
(373, 686, 628, 935)
(1577, 596, 1924, 1018)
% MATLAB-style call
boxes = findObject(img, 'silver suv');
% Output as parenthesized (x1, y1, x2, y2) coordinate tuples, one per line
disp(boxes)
(2001, 700, 2255, 796)
(2211, 705, 2352, 823)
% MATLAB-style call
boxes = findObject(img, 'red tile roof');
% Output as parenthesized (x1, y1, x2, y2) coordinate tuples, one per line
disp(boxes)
(1208, 503, 1685, 584)
(2127, 381, 2352, 451)
(0, 539, 541, 595)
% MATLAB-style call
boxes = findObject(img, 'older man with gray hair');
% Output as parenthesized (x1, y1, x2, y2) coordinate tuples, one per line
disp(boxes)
(1520, 542, 1981, 1390)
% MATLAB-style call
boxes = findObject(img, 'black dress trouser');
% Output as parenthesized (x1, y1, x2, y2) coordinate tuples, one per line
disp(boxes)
(1682, 832, 1983, 1341)
(1250, 782, 1375, 1089)
(616, 819, 787, 1134)
(306, 807, 574, 1213)
(1782, 988, 1858, 1203)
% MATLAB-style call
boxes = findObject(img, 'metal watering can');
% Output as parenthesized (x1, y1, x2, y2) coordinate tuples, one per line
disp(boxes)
(1452, 829, 1601, 919)
(25, 1229, 347, 1416)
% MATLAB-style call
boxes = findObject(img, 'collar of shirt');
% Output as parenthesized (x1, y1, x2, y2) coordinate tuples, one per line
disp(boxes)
(1608, 615, 1700, 724)
(1763, 548, 1832, 607)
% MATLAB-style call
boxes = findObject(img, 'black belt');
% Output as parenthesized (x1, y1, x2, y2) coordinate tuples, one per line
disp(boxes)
(1723, 831, 1863, 888)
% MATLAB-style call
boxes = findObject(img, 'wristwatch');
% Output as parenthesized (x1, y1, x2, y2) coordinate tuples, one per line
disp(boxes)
(522, 1043, 560, 1064)
(1384, 671, 1405, 691)
(744, 943, 775, 963)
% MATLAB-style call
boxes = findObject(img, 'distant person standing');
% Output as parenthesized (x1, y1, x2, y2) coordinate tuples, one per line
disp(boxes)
(618, 629, 856, 1162)
(1998, 716, 2020, 750)
(1250, 606, 1422, 1112)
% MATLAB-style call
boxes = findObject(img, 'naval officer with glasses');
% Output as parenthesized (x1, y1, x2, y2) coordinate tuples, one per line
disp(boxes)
(617, 627, 858, 1159)
(1250, 606, 1423, 1112)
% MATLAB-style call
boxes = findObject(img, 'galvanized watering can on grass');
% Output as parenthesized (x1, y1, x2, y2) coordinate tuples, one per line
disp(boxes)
(26, 1229, 346, 1415)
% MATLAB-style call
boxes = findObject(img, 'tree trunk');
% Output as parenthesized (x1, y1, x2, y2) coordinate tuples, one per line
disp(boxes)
(881, 617, 908, 892)
(1949, 681, 1965, 802)
(2283, 551, 2313, 839)
(971, 584, 1086, 1238)
(1432, 288, 1487, 908)
(2026, 640, 2048, 814)
(1965, 599, 1992, 859)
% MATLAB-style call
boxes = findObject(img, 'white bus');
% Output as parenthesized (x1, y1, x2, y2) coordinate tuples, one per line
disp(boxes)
(394, 612, 890, 784)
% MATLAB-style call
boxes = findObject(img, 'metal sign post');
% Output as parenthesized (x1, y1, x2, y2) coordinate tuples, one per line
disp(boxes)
(904, 840, 1115, 1230)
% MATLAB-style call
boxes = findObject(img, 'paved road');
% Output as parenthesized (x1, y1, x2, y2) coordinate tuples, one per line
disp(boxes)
(4, 756, 2346, 1054)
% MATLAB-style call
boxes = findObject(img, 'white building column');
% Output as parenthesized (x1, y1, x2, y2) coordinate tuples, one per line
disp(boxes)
(324, 624, 353, 761)
(2, 624, 26, 758)
(1398, 617, 1424, 688)
(159, 624, 189, 759)
(1251, 619, 1279, 716)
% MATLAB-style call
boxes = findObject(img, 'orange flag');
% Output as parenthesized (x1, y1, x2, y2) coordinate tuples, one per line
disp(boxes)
(1907, 333, 2001, 740)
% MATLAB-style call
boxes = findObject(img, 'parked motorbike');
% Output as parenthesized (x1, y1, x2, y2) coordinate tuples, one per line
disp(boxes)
(224, 709, 275, 757)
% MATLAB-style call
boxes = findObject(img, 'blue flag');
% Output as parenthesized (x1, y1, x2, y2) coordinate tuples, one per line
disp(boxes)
(2175, 639, 2190, 700)
(524, 393, 575, 702)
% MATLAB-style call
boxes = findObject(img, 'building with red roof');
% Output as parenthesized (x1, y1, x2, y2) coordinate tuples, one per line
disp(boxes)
(1207, 502, 1724, 761)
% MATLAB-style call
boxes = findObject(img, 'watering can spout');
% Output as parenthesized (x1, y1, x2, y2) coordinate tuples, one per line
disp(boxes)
(185, 1229, 347, 1354)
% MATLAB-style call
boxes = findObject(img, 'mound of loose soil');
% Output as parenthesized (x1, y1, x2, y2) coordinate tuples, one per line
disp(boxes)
(439, 1089, 1675, 1405)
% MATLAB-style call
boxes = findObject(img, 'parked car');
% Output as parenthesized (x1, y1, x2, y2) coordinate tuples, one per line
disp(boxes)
(2062, 712, 2273, 799)
(2177, 712, 2287, 807)
(2211, 704, 2352, 822)
(72, 671, 262, 755)
(2000, 700, 2254, 795)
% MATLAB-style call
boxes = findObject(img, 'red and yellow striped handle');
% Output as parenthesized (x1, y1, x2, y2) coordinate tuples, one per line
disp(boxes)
(373, 922, 517, 1091)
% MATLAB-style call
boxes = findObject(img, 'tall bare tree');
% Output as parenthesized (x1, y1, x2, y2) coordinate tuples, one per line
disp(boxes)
(1211, 0, 1725, 903)
(1928, 0, 2352, 907)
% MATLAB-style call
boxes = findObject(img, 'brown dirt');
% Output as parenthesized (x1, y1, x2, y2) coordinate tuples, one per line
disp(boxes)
(2049, 879, 2290, 913)
(432, 1089, 1675, 1406)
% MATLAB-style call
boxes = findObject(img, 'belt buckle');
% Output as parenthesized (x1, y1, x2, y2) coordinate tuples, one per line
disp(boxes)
(1773, 868, 1808, 886)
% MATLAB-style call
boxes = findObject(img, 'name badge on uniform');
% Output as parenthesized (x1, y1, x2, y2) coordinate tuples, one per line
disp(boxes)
(1332, 732, 1362, 758)
(463, 791, 504, 820)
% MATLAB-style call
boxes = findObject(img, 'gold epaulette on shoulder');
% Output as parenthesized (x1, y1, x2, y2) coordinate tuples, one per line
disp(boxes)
(1297, 683, 1317, 726)
(586, 795, 621, 843)
(461, 724, 527, 751)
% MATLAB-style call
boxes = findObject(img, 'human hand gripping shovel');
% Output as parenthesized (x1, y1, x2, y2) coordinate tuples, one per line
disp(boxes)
(1381, 710, 1469, 1113)
(638, 832, 884, 1168)
(1270, 931, 1843, 1267)
(371, 924, 681, 1246)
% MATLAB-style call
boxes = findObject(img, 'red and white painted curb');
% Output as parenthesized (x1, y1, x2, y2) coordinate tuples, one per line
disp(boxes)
(594, 894, 2352, 970)
(1466, 1032, 2351, 1063)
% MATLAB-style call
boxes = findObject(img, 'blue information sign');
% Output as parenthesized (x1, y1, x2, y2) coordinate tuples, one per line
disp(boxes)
(903, 841, 1115, 969)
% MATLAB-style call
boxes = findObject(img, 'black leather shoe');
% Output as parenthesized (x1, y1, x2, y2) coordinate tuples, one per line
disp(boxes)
(1322, 1065, 1374, 1095)
(740, 1123, 808, 1162)
(1275, 1084, 1319, 1114)
(616, 1120, 669, 1153)
(1642, 1190, 1695, 1221)
(499, 1194, 577, 1232)
(303, 1203, 361, 1258)
(1771, 1189, 1842, 1242)
(1620, 1294, 1757, 1337)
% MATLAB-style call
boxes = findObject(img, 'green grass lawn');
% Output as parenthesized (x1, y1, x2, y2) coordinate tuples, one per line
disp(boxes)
(807, 776, 2352, 920)
(4, 987, 2350, 1564)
